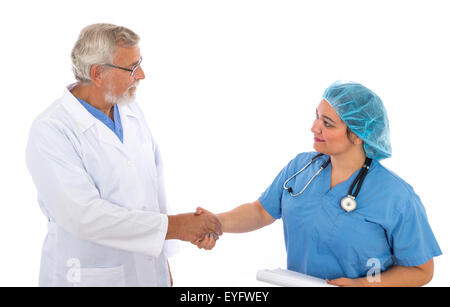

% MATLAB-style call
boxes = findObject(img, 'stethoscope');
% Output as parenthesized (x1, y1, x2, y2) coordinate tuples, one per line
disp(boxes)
(283, 153, 373, 212)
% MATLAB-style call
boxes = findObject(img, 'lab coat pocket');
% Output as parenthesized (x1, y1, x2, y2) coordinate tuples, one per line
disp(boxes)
(76, 265, 125, 287)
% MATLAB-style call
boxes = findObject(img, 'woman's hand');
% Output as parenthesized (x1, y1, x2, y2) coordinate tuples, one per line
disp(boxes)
(192, 207, 219, 250)
(191, 232, 218, 250)
(326, 277, 366, 287)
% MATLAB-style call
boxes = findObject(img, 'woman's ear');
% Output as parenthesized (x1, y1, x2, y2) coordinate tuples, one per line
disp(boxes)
(350, 133, 363, 145)
(347, 129, 363, 145)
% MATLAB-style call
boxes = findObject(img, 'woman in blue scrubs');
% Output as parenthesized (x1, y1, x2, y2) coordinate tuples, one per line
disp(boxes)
(195, 81, 442, 286)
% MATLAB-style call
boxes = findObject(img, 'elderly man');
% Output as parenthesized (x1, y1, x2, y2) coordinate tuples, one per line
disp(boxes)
(26, 23, 221, 287)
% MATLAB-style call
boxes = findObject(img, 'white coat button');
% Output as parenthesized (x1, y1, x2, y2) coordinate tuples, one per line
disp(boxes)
(127, 160, 134, 167)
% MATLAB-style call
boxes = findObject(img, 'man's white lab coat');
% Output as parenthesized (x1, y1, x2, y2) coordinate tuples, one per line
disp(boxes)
(26, 84, 177, 286)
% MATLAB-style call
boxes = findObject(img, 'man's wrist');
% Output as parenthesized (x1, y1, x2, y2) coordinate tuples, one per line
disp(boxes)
(166, 215, 179, 240)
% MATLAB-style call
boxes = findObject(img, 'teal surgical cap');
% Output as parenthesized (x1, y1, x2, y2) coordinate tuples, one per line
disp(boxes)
(322, 81, 392, 160)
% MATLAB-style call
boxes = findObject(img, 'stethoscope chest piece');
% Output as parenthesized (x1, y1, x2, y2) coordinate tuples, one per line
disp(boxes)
(340, 195, 357, 212)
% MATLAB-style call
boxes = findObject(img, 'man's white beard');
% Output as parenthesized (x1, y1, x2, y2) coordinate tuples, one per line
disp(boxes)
(105, 81, 139, 106)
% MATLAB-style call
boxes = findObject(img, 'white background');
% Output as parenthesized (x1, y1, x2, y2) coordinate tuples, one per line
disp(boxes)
(0, 0, 449, 286)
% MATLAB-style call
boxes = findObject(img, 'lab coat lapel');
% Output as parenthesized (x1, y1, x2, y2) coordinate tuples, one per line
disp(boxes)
(118, 103, 141, 145)
(95, 121, 127, 155)
(60, 85, 130, 159)
(118, 103, 159, 184)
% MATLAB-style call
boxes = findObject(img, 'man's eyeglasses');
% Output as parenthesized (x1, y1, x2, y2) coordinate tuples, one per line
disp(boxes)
(102, 57, 143, 76)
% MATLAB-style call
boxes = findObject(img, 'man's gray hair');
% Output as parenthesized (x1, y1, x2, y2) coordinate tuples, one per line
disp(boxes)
(71, 23, 140, 83)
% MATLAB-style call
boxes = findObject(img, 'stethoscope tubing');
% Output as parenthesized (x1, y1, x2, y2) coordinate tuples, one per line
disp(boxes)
(283, 154, 329, 197)
(283, 153, 372, 212)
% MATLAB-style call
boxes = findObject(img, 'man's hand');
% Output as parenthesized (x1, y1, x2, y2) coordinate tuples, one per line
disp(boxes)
(166, 209, 222, 242)
(191, 207, 220, 250)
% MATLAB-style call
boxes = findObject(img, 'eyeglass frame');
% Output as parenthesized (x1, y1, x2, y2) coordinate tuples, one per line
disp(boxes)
(101, 57, 143, 76)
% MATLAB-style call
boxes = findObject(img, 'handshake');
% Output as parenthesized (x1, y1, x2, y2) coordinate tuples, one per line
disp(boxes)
(166, 207, 221, 250)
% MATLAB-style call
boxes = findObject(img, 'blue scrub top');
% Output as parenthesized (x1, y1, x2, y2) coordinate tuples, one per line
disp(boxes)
(77, 98, 124, 143)
(259, 152, 442, 280)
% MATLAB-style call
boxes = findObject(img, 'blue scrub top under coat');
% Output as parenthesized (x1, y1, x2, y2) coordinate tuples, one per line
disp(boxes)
(76, 98, 124, 143)
(259, 152, 442, 280)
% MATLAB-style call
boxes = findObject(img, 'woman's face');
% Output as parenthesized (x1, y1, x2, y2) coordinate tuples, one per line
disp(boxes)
(311, 99, 361, 156)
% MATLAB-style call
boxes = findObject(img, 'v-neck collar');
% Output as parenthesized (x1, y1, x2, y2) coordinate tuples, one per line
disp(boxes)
(76, 97, 123, 143)
(61, 84, 132, 158)
(320, 157, 377, 203)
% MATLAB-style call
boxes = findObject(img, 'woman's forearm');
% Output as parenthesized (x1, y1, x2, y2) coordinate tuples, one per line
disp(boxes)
(217, 200, 275, 233)
(359, 260, 434, 287)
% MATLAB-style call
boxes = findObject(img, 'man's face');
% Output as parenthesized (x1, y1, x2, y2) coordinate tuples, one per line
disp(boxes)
(103, 44, 145, 105)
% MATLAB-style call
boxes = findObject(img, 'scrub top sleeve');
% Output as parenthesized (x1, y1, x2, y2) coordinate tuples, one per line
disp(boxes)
(258, 160, 294, 220)
(389, 193, 442, 267)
